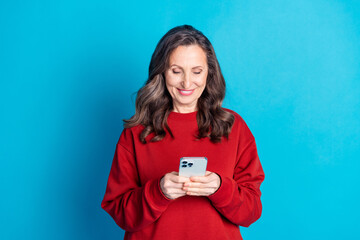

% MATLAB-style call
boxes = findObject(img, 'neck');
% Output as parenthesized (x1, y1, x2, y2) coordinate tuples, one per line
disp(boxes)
(173, 101, 198, 113)
(172, 104, 197, 113)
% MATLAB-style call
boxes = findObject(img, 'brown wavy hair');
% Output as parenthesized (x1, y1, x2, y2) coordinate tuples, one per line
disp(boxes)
(123, 24, 234, 143)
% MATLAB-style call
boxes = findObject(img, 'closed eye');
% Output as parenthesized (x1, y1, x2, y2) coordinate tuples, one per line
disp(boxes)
(194, 71, 201, 74)
(172, 70, 181, 74)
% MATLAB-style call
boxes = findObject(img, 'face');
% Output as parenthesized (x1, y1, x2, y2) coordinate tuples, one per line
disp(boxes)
(164, 45, 208, 113)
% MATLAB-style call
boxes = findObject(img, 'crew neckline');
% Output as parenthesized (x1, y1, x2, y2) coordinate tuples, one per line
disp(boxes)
(167, 110, 198, 121)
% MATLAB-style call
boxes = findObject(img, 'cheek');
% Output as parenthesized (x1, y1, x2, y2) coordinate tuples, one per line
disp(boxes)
(165, 76, 178, 96)
(196, 75, 207, 87)
(165, 74, 179, 88)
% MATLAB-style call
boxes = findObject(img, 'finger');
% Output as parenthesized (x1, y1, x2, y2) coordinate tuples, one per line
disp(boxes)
(185, 187, 216, 196)
(164, 181, 185, 189)
(189, 175, 211, 183)
(170, 193, 187, 199)
(162, 176, 185, 189)
(185, 186, 217, 192)
(168, 172, 190, 183)
(183, 182, 217, 189)
(166, 188, 187, 194)
(190, 172, 218, 183)
(162, 186, 186, 197)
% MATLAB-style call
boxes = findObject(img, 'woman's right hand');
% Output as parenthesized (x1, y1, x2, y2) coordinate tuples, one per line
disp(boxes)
(160, 171, 189, 199)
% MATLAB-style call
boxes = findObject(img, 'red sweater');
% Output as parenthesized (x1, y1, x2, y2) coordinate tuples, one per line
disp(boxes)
(101, 109, 265, 240)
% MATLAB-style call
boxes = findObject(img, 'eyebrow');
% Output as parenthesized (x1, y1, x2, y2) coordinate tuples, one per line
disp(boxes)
(170, 64, 204, 69)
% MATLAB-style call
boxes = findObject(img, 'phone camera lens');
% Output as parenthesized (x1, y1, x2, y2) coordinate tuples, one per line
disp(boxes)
(182, 165, 187, 168)
(188, 163, 193, 167)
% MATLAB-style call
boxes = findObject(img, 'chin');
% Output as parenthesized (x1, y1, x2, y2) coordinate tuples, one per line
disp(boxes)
(174, 98, 198, 107)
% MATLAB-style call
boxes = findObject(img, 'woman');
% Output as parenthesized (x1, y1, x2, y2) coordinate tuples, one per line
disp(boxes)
(101, 25, 265, 240)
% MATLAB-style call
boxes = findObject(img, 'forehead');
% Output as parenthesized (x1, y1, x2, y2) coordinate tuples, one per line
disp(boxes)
(168, 45, 207, 66)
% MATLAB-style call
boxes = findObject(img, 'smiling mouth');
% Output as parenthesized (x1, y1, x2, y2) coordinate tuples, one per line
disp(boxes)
(177, 88, 195, 96)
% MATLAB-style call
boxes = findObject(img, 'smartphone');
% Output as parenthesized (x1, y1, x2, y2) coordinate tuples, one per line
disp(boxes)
(179, 157, 207, 177)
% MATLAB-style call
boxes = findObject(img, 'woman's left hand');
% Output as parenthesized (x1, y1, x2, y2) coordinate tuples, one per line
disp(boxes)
(183, 171, 221, 196)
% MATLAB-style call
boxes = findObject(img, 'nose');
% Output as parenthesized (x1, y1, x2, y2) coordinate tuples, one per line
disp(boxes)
(181, 73, 191, 89)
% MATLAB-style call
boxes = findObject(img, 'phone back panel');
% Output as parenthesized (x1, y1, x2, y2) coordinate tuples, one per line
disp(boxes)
(179, 157, 207, 177)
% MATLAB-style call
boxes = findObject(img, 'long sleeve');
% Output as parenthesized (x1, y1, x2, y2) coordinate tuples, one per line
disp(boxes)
(100, 129, 172, 232)
(208, 119, 265, 227)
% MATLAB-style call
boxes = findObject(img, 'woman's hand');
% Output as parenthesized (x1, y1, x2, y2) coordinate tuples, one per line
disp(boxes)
(183, 171, 221, 196)
(160, 171, 189, 199)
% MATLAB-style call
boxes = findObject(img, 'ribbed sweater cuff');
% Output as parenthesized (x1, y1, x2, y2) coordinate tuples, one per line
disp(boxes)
(208, 176, 234, 207)
(146, 177, 173, 209)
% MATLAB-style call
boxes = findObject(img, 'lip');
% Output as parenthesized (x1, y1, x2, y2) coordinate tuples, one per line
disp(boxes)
(177, 88, 195, 96)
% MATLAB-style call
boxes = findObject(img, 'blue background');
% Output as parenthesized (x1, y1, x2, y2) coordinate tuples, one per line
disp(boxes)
(1, 0, 359, 239)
